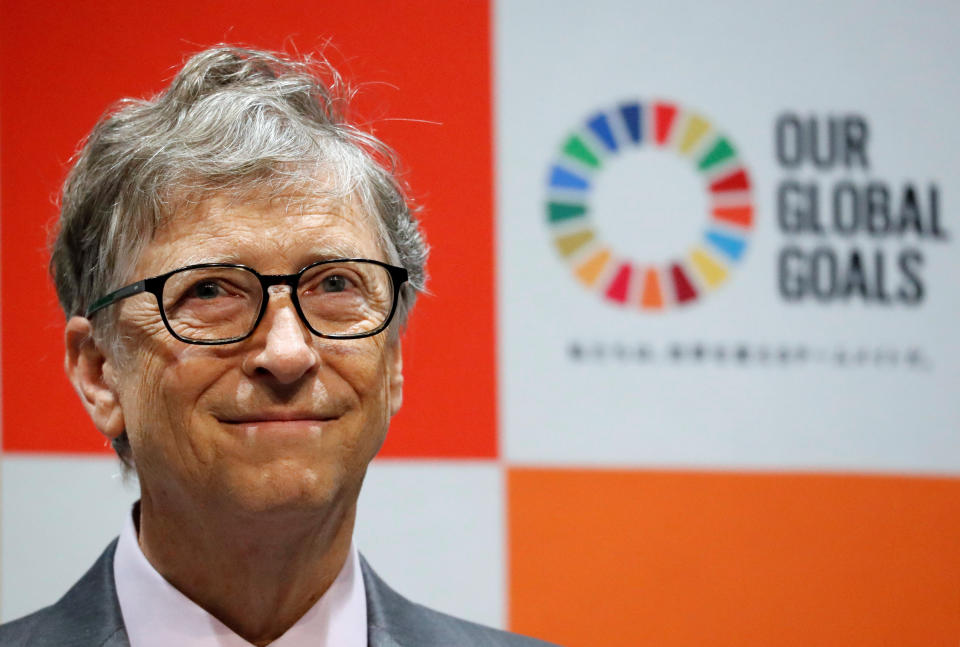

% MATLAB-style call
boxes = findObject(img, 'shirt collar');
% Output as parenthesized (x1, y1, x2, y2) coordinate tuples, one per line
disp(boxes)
(113, 506, 367, 647)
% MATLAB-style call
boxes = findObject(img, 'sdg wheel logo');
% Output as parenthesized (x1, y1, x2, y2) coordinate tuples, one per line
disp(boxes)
(546, 100, 754, 310)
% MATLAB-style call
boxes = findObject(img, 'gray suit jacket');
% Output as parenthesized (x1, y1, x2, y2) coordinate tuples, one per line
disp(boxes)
(0, 541, 557, 646)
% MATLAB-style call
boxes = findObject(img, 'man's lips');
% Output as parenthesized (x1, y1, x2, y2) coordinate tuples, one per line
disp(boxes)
(220, 412, 338, 424)
(218, 416, 337, 441)
(217, 411, 341, 433)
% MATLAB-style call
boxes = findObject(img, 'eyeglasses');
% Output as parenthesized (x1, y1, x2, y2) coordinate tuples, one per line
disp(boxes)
(85, 259, 409, 345)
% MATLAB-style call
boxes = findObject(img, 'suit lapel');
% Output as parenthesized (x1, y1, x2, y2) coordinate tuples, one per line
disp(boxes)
(367, 625, 406, 647)
(36, 539, 130, 647)
(100, 627, 132, 647)
(361, 555, 414, 647)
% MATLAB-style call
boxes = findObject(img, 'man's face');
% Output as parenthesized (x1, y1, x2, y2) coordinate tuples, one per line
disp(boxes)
(102, 193, 403, 514)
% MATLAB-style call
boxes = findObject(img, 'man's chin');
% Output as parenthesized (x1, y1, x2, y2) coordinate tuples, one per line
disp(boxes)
(206, 460, 353, 518)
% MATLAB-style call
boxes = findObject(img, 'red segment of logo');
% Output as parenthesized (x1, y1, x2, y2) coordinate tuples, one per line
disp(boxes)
(709, 168, 751, 193)
(654, 103, 679, 145)
(670, 264, 698, 303)
(604, 263, 633, 304)
(712, 205, 753, 228)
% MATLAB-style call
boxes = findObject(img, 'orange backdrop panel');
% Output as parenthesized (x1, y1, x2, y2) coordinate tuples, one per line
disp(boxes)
(1, 1, 495, 458)
(508, 468, 960, 646)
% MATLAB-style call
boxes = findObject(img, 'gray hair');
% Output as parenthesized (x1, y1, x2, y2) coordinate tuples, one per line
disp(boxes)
(50, 45, 428, 469)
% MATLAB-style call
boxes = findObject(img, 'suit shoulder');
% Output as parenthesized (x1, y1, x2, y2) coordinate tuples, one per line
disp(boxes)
(360, 556, 561, 646)
(380, 600, 558, 647)
(0, 608, 44, 646)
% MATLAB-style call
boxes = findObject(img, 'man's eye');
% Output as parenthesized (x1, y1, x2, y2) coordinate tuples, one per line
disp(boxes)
(191, 281, 225, 299)
(321, 275, 349, 292)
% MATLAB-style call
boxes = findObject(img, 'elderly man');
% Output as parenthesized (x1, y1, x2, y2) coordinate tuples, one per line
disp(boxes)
(0, 47, 554, 647)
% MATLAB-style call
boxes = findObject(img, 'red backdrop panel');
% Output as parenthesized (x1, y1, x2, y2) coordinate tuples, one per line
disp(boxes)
(1, 1, 496, 458)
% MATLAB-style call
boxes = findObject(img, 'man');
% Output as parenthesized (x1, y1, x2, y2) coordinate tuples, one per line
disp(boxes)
(0, 46, 555, 647)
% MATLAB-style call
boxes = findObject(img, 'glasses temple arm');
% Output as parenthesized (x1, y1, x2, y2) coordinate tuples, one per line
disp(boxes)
(85, 280, 147, 318)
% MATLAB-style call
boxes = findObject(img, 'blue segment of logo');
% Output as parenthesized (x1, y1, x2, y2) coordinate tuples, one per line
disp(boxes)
(619, 103, 642, 144)
(705, 229, 746, 261)
(549, 165, 591, 191)
(587, 113, 618, 152)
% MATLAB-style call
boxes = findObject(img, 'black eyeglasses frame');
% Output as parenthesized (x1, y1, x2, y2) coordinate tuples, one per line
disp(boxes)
(84, 258, 409, 345)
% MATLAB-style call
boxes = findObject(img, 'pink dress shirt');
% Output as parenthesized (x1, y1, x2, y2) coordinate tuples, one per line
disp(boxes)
(113, 511, 367, 647)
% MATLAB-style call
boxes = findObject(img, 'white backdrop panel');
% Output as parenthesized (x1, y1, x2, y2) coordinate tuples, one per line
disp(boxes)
(495, 0, 960, 472)
(0, 455, 138, 622)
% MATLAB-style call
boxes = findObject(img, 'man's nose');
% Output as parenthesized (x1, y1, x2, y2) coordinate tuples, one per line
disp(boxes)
(245, 286, 318, 384)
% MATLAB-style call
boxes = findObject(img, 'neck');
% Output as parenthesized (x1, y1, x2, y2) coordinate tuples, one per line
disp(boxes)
(137, 490, 356, 646)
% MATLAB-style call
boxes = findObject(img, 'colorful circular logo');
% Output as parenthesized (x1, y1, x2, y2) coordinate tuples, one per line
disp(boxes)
(546, 100, 754, 310)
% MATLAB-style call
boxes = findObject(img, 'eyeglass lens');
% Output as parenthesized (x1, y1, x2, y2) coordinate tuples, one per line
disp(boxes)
(160, 262, 395, 341)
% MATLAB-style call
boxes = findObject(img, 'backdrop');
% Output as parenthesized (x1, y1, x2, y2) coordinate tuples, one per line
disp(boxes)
(2, 2, 958, 645)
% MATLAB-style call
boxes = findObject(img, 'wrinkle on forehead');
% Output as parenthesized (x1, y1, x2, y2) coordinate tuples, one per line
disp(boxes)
(155, 191, 364, 240)
(134, 191, 386, 277)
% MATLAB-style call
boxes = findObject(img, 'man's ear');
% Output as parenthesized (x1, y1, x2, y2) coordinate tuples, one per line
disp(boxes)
(387, 337, 403, 417)
(65, 316, 125, 441)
